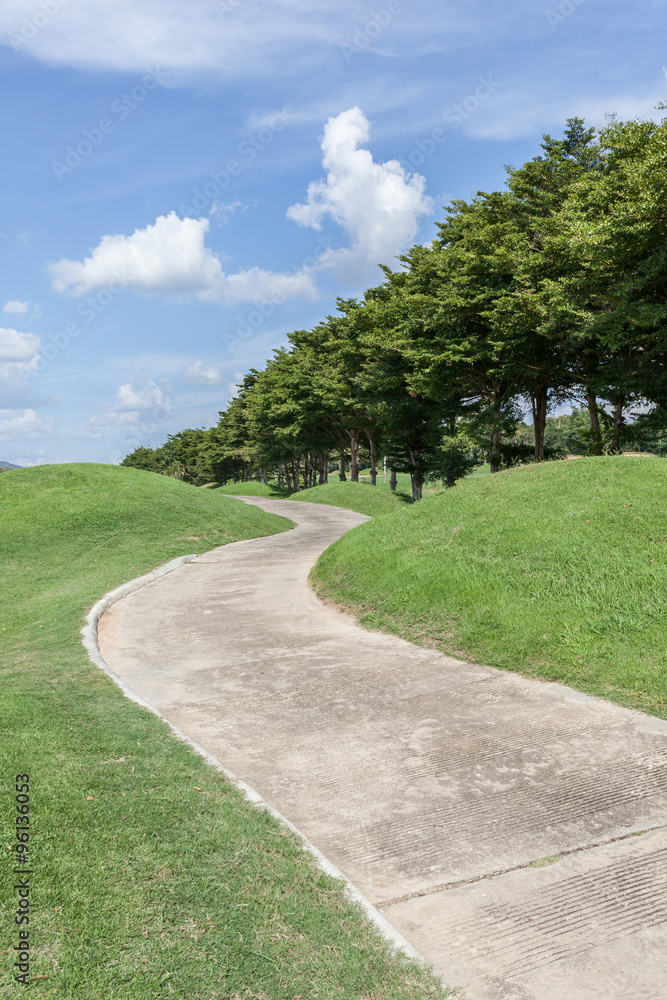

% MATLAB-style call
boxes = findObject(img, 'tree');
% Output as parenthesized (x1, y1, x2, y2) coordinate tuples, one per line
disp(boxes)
(120, 445, 161, 473)
(289, 305, 387, 485)
(532, 115, 667, 450)
(351, 281, 475, 496)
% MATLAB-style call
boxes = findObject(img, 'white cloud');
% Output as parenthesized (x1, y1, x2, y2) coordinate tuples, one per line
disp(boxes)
(0, 408, 54, 440)
(220, 266, 317, 303)
(287, 107, 433, 283)
(0, 327, 45, 408)
(185, 361, 223, 385)
(49, 214, 221, 299)
(0, 327, 40, 366)
(210, 199, 248, 225)
(88, 378, 175, 435)
(116, 379, 172, 414)
(3, 300, 29, 316)
(89, 410, 142, 428)
(0, 0, 449, 78)
(462, 82, 667, 142)
(48, 212, 318, 304)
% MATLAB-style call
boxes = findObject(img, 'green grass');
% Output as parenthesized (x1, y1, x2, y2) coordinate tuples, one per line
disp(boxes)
(313, 457, 667, 719)
(210, 480, 291, 498)
(465, 463, 490, 478)
(356, 470, 450, 497)
(0, 464, 451, 999)
(356, 469, 414, 492)
(292, 480, 413, 517)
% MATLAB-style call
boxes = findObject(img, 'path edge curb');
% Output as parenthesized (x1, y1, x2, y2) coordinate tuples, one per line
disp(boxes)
(80, 553, 426, 967)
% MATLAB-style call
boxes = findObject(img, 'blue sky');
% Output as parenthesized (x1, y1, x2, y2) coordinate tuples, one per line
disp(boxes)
(1, 0, 665, 465)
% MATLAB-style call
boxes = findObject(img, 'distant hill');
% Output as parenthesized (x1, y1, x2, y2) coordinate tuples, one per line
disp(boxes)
(0, 461, 20, 470)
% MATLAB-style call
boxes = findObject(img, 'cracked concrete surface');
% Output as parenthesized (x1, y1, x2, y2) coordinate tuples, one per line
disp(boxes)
(98, 496, 667, 1000)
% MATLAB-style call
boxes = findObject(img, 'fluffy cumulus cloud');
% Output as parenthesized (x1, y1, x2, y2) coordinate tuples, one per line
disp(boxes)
(0, 408, 54, 440)
(48, 212, 317, 304)
(3, 300, 29, 316)
(185, 361, 223, 385)
(88, 379, 174, 434)
(0, 327, 43, 408)
(0, 327, 40, 366)
(287, 107, 433, 283)
(116, 379, 172, 414)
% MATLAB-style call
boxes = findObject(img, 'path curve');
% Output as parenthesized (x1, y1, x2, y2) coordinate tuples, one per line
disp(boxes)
(97, 497, 667, 1000)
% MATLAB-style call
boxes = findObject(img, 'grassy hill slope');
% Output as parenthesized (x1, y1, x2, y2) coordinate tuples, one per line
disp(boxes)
(313, 457, 667, 719)
(293, 480, 413, 517)
(210, 480, 291, 498)
(0, 464, 448, 999)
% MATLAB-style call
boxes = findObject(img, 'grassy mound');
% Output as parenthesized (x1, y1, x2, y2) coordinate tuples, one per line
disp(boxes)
(293, 480, 413, 517)
(314, 457, 667, 719)
(211, 480, 291, 497)
(0, 464, 449, 999)
(357, 469, 461, 496)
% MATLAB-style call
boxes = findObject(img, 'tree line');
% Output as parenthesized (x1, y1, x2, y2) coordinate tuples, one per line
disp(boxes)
(123, 116, 667, 498)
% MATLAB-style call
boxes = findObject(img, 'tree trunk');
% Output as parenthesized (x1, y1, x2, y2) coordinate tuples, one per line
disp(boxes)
(277, 463, 283, 489)
(489, 426, 502, 473)
(409, 449, 423, 499)
(349, 430, 360, 482)
(611, 397, 625, 454)
(586, 391, 603, 455)
(367, 432, 377, 486)
(390, 466, 397, 492)
(531, 385, 548, 462)
(338, 443, 347, 481)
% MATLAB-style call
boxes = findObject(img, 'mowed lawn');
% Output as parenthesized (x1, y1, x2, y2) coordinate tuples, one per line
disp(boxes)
(313, 457, 667, 719)
(0, 464, 451, 1000)
(293, 480, 413, 517)
(209, 480, 291, 498)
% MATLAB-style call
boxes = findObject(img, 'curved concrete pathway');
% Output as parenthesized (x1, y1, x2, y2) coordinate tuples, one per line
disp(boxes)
(98, 497, 667, 1000)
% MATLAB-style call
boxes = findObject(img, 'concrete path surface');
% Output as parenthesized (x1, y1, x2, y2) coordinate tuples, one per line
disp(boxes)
(98, 497, 667, 1000)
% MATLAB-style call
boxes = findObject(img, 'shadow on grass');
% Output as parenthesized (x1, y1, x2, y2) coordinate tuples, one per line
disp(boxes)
(209, 482, 291, 499)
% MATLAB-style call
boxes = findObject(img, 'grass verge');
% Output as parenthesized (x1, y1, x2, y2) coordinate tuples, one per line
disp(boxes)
(0, 463, 451, 999)
(292, 480, 413, 517)
(313, 457, 667, 719)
